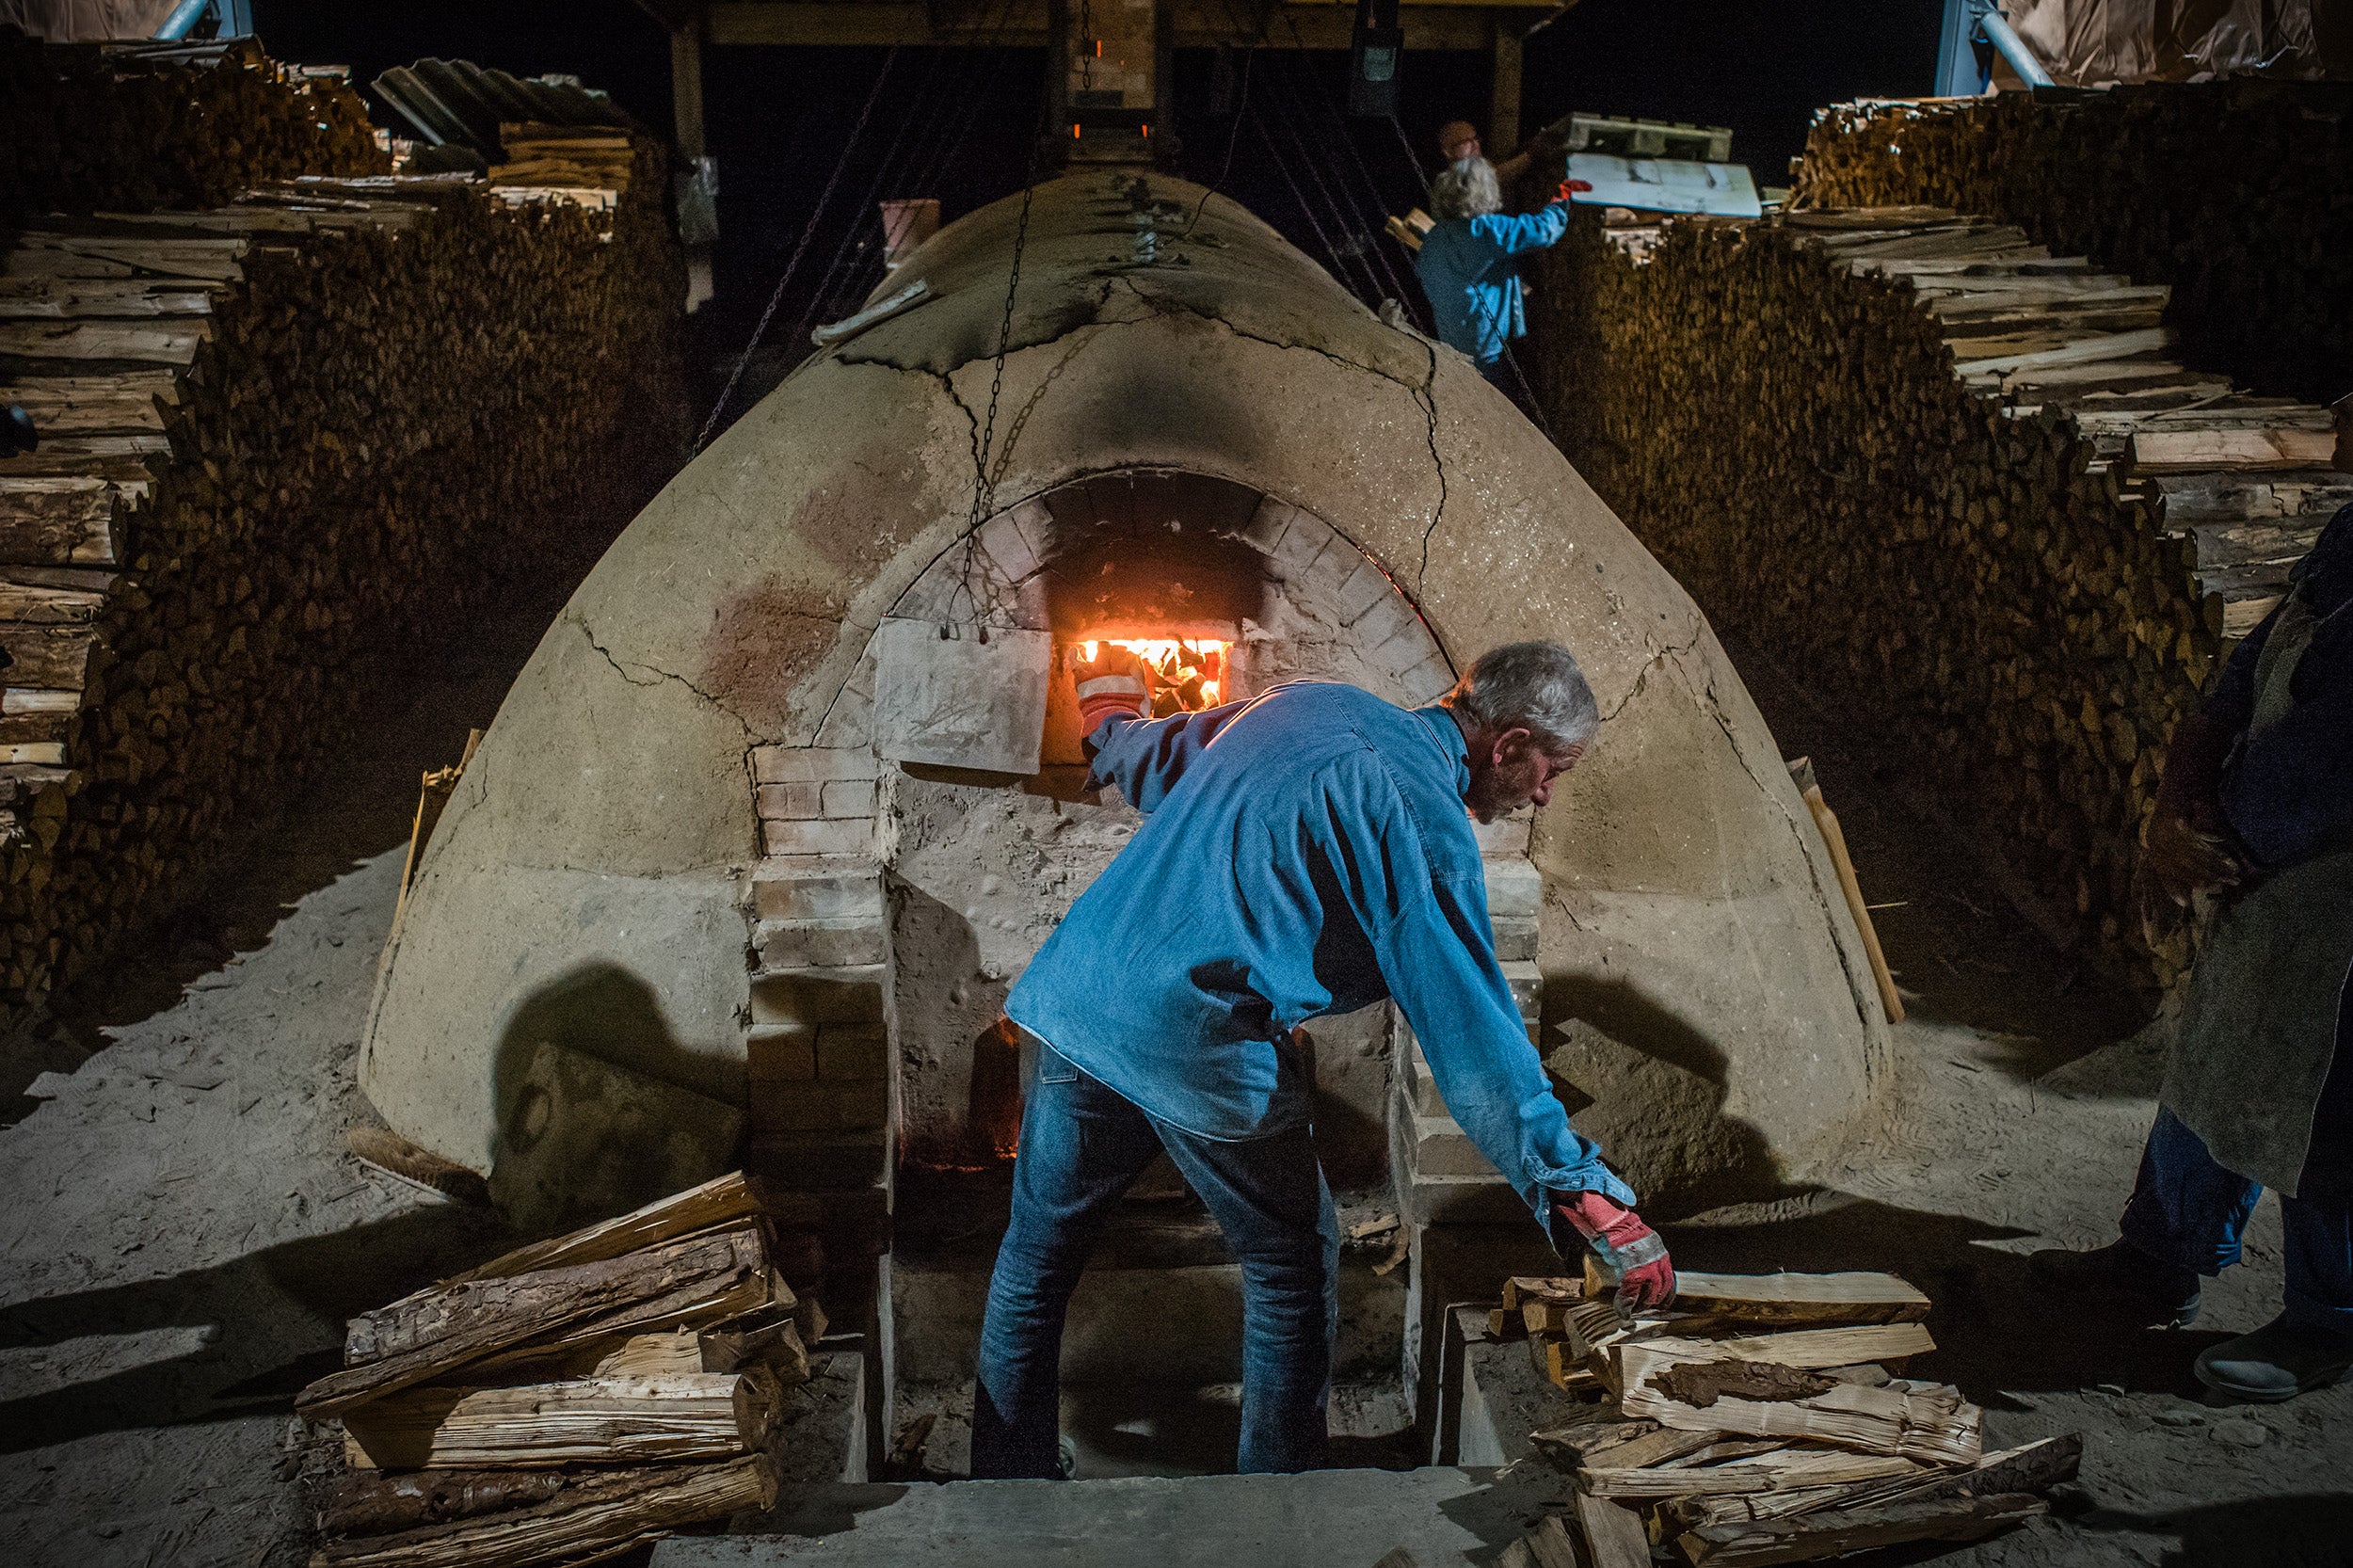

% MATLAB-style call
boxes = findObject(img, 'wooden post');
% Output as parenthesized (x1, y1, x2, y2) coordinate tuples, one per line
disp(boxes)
(1489, 16, 1522, 160)
(671, 8, 713, 311)
(670, 13, 707, 164)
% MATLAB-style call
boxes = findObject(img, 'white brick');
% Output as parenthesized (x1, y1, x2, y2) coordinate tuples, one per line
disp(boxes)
(1485, 858, 1541, 918)
(979, 512, 1043, 583)
(1009, 499, 1056, 559)
(1296, 529, 1363, 600)
(1331, 556, 1394, 624)
(1491, 914, 1538, 962)
(755, 781, 824, 820)
(1501, 960, 1542, 1019)
(1376, 622, 1444, 681)
(752, 746, 879, 784)
(756, 918, 888, 969)
(1270, 510, 1332, 573)
(1395, 647, 1457, 704)
(1241, 497, 1303, 552)
(1474, 813, 1531, 858)
(821, 778, 876, 819)
(1350, 591, 1417, 649)
(752, 862, 884, 921)
(761, 817, 872, 856)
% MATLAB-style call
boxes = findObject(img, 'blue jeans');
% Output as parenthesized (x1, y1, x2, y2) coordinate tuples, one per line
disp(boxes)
(971, 1044, 1340, 1477)
(2121, 1108, 2353, 1336)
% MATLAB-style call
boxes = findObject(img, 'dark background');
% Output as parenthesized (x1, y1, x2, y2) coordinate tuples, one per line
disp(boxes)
(252, 0, 1946, 416)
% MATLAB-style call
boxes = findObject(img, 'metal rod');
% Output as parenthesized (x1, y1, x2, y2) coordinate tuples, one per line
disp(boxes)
(1977, 5, 2054, 88)
(152, 0, 211, 40)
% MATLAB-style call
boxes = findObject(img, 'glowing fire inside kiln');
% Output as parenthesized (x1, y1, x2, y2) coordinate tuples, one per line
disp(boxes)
(1078, 638, 1232, 712)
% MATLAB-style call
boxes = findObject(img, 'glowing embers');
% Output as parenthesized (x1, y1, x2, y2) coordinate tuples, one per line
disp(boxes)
(1080, 638, 1232, 713)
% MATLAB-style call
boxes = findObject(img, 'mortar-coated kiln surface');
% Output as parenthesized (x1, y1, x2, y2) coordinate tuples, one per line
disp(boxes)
(360, 168, 1894, 1227)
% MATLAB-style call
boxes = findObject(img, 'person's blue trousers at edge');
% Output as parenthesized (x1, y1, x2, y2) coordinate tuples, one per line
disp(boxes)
(2121, 1107, 2353, 1335)
(970, 1044, 1341, 1477)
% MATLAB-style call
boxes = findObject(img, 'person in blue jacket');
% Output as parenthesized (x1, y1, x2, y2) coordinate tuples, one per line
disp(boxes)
(1413, 156, 1575, 388)
(970, 642, 1673, 1479)
(2033, 503, 2353, 1401)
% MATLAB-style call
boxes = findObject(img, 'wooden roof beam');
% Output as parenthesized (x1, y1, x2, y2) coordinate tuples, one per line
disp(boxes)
(704, 1, 1544, 50)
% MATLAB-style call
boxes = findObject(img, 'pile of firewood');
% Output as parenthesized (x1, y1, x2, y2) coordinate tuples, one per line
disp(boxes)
(298, 1173, 816, 1567)
(1790, 83, 2352, 408)
(0, 35, 387, 218)
(490, 123, 638, 200)
(1492, 1270, 2080, 1568)
(1522, 204, 2346, 987)
(0, 114, 685, 1025)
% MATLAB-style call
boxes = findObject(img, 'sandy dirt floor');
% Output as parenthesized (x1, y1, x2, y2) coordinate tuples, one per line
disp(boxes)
(0, 600, 2345, 1565)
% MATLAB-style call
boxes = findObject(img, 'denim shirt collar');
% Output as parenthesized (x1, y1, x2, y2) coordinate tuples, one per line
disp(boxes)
(1411, 704, 1473, 802)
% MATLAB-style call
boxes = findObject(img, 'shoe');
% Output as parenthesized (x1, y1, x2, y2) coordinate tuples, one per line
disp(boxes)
(1057, 1435, 1079, 1480)
(2025, 1240, 2201, 1328)
(2194, 1315, 2353, 1403)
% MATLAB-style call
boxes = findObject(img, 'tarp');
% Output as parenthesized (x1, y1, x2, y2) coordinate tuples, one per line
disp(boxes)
(0, 0, 177, 40)
(2002, 0, 2351, 83)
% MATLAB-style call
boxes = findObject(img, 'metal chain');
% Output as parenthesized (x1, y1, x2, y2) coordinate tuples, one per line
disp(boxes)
(694, 46, 903, 455)
(947, 92, 1052, 639)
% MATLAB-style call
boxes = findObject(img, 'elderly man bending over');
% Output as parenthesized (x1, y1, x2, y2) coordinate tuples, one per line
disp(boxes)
(970, 643, 1670, 1479)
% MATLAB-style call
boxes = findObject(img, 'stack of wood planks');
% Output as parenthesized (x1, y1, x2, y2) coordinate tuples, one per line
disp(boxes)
(0, 34, 387, 217)
(1522, 203, 2347, 988)
(1791, 82, 2352, 408)
(1496, 1270, 2080, 1568)
(0, 101, 685, 1028)
(299, 1172, 817, 1568)
(490, 122, 637, 207)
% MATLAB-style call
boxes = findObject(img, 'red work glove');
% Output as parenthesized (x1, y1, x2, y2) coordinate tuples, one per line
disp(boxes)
(1556, 1191, 1675, 1312)
(1073, 645, 1153, 736)
(1554, 178, 1592, 205)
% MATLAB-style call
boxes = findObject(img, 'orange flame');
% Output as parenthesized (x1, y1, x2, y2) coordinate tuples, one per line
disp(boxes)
(1079, 638, 1232, 713)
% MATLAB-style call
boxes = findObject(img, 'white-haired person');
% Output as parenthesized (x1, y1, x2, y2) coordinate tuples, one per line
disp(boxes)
(1413, 155, 1577, 390)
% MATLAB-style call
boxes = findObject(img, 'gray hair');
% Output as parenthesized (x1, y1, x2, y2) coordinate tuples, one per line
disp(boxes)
(1442, 641, 1599, 753)
(1430, 157, 1502, 221)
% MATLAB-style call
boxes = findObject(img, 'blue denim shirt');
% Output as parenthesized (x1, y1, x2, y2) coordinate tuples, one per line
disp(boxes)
(1004, 680, 1636, 1222)
(1414, 203, 1570, 366)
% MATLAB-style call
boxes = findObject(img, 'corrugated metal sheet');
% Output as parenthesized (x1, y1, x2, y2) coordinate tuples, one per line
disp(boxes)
(371, 57, 645, 156)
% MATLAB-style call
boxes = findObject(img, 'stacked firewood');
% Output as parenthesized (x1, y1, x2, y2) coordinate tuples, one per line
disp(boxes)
(0, 35, 387, 218)
(1522, 205, 2346, 986)
(490, 123, 638, 200)
(1790, 84, 2353, 408)
(299, 1173, 817, 1567)
(1494, 1270, 2080, 1568)
(0, 132, 685, 1024)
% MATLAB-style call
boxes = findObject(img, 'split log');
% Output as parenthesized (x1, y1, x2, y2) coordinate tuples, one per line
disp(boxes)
(310, 1452, 776, 1568)
(445, 1170, 776, 1284)
(1620, 1342, 1982, 1464)
(298, 1225, 777, 1418)
(1675, 1492, 2046, 1568)
(1705, 1322, 1937, 1368)
(1664, 1272, 1930, 1327)
(340, 1367, 783, 1469)
(1570, 1493, 1652, 1568)
(1580, 1447, 1919, 1499)
(322, 1469, 569, 1538)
